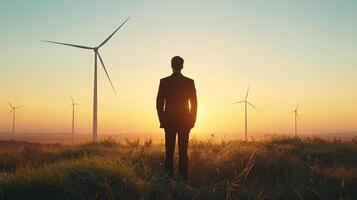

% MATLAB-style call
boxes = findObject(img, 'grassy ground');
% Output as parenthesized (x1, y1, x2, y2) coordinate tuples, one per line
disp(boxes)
(0, 137, 356, 200)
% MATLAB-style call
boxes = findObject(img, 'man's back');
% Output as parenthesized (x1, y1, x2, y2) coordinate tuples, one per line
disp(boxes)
(157, 56, 196, 179)
(156, 72, 197, 129)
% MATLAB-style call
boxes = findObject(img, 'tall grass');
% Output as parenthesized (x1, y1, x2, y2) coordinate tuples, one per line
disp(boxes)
(0, 137, 356, 199)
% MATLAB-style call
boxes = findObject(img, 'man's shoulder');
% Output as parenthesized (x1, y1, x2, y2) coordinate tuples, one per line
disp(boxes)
(183, 75, 194, 82)
(160, 76, 171, 82)
(160, 74, 194, 83)
(182, 75, 194, 84)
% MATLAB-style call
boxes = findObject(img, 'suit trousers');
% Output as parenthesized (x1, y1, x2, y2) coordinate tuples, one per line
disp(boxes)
(164, 127, 190, 179)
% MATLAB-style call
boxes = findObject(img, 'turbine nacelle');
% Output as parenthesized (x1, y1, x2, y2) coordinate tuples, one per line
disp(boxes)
(4, 99, 20, 114)
(71, 96, 79, 106)
(233, 85, 258, 110)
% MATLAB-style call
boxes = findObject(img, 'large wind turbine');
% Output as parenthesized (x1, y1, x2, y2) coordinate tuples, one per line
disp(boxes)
(44, 17, 130, 141)
(233, 85, 258, 141)
(6, 100, 20, 135)
(70, 97, 79, 141)
(291, 105, 300, 137)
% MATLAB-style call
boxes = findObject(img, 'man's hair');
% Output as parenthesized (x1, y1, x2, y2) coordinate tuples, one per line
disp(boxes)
(171, 56, 184, 71)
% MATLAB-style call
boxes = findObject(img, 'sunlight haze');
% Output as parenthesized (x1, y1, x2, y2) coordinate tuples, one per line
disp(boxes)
(0, 0, 356, 136)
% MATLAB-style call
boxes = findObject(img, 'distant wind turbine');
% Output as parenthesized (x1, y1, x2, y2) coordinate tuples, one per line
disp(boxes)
(233, 85, 258, 141)
(44, 17, 130, 141)
(6, 100, 20, 135)
(70, 97, 79, 141)
(291, 104, 300, 137)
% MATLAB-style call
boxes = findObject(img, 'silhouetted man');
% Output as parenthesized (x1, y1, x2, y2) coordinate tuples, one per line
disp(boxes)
(156, 56, 197, 179)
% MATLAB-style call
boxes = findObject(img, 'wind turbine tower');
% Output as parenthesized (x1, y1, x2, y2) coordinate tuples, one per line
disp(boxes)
(44, 17, 130, 141)
(233, 85, 258, 141)
(292, 105, 300, 137)
(71, 97, 79, 140)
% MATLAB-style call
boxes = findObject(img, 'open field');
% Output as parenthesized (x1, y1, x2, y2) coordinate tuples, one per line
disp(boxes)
(0, 137, 356, 200)
(0, 132, 356, 145)
(0, 132, 163, 145)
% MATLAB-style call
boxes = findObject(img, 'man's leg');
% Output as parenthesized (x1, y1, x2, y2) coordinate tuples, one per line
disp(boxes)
(164, 128, 176, 177)
(178, 128, 190, 180)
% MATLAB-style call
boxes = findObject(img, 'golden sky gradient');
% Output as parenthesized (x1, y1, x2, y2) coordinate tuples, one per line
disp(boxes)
(0, 1, 356, 136)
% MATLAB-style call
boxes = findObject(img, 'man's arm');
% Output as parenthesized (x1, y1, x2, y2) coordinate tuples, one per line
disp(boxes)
(156, 79, 165, 127)
(189, 80, 197, 127)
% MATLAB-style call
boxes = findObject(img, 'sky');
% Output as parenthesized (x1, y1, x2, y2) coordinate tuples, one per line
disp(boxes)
(0, 0, 356, 136)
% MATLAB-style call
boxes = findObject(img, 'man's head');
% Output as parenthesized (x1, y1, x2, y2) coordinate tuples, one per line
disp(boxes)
(171, 56, 184, 72)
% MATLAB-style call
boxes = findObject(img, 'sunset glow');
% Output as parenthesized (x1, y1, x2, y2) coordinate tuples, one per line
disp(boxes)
(0, 0, 356, 136)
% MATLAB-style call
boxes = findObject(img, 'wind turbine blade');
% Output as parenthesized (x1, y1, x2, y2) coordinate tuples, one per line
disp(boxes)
(98, 17, 130, 48)
(43, 40, 93, 50)
(295, 104, 299, 111)
(8, 109, 14, 116)
(296, 112, 300, 120)
(245, 85, 250, 100)
(247, 101, 258, 110)
(97, 52, 116, 94)
(4, 99, 14, 108)
(232, 100, 244, 104)
(71, 96, 74, 104)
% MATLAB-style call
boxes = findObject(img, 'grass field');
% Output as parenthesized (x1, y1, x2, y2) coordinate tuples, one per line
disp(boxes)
(0, 136, 356, 200)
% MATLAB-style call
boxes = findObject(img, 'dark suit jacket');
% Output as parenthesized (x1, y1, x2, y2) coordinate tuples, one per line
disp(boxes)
(156, 72, 197, 129)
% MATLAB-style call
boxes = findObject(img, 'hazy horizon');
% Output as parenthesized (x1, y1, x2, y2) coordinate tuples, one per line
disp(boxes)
(1, 0, 356, 136)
